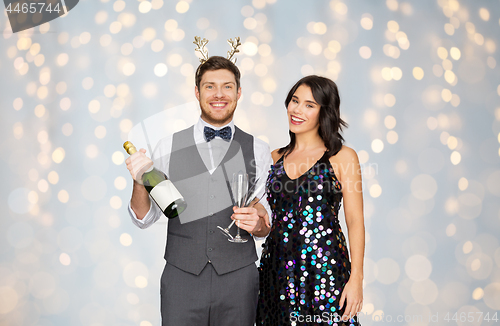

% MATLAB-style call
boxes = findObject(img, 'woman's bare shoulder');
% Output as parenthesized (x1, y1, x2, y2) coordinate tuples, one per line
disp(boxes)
(329, 146, 360, 181)
(329, 145, 359, 164)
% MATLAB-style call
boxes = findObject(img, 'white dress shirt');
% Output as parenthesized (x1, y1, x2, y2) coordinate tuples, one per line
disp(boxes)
(128, 117, 273, 239)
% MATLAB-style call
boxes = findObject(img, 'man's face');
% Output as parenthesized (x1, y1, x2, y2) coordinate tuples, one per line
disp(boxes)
(195, 69, 241, 127)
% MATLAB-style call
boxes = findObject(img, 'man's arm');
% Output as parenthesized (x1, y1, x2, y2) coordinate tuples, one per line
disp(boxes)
(126, 148, 153, 220)
(252, 202, 271, 236)
(231, 138, 273, 237)
(231, 200, 270, 237)
(125, 148, 161, 228)
(130, 180, 152, 220)
(125, 136, 172, 228)
(253, 140, 274, 236)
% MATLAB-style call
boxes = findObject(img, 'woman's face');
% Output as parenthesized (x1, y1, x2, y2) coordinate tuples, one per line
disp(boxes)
(287, 84, 321, 135)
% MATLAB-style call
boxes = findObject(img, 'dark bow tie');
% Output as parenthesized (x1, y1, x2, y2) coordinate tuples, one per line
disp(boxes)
(204, 126, 232, 142)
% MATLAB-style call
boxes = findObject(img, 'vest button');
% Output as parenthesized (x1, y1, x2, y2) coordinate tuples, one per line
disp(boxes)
(210, 195, 215, 199)
(209, 230, 214, 234)
(209, 212, 214, 216)
(208, 248, 213, 251)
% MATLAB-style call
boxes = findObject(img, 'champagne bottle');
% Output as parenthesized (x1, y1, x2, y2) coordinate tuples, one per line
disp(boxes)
(123, 141, 187, 218)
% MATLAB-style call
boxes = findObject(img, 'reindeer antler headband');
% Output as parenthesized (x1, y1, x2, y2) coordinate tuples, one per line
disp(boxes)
(193, 36, 242, 64)
(226, 37, 242, 63)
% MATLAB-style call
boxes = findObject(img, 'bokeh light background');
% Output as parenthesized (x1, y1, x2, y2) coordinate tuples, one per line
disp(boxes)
(1, 0, 500, 325)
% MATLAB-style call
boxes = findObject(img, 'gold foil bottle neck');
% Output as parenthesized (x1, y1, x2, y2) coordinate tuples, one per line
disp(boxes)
(123, 141, 137, 155)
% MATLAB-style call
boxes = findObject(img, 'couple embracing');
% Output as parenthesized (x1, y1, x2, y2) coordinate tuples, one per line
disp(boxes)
(126, 47, 365, 326)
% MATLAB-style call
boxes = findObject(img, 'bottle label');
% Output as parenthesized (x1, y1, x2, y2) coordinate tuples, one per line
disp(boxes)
(149, 180, 184, 211)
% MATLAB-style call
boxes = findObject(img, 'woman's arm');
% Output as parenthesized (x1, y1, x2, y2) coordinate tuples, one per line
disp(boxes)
(332, 146, 365, 320)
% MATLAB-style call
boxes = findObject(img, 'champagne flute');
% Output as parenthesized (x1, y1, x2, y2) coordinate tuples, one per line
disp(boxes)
(217, 177, 263, 238)
(228, 171, 248, 243)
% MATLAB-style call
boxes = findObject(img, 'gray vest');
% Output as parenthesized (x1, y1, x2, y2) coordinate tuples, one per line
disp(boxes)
(166, 125, 257, 275)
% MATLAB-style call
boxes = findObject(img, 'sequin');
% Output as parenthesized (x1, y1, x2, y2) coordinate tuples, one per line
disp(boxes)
(256, 153, 360, 326)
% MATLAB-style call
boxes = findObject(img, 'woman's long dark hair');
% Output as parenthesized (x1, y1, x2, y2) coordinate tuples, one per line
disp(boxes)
(278, 75, 348, 158)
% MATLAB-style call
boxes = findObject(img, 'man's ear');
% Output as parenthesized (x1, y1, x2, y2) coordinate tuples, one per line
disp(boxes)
(237, 87, 242, 100)
(195, 86, 200, 101)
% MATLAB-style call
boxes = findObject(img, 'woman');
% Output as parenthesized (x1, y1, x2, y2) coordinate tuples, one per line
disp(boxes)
(256, 76, 365, 325)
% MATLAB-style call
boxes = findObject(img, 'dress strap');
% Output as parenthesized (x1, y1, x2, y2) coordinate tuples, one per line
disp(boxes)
(318, 150, 329, 162)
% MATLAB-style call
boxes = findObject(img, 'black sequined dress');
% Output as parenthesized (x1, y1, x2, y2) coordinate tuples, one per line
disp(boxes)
(256, 153, 360, 326)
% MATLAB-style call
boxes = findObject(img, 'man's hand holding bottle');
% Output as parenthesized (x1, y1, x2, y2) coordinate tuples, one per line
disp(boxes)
(123, 141, 186, 219)
(125, 147, 153, 184)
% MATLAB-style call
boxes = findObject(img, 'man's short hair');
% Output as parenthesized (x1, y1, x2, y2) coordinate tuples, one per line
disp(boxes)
(195, 56, 241, 89)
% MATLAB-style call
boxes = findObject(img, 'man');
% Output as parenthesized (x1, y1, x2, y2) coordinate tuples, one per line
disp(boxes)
(125, 55, 272, 325)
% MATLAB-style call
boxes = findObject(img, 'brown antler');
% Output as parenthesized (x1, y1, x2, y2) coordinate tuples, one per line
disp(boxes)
(193, 36, 209, 64)
(227, 37, 242, 64)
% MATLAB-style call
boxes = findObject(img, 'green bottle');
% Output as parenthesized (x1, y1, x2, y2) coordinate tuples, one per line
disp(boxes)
(123, 141, 187, 218)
